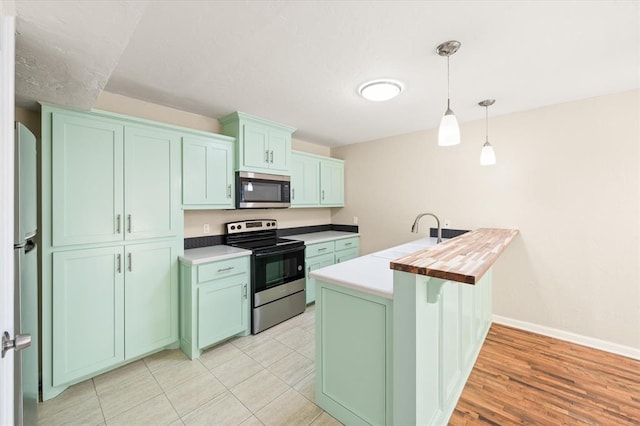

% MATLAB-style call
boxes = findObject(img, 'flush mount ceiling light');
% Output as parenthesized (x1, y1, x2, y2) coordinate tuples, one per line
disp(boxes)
(436, 40, 461, 146)
(359, 79, 404, 102)
(479, 99, 497, 166)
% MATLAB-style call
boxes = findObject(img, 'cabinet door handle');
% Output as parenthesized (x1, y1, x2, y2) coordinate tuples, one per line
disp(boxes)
(127, 214, 132, 233)
(292, 188, 295, 200)
(243, 284, 248, 299)
(270, 150, 274, 164)
(217, 266, 234, 273)
(265, 150, 270, 163)
(117, 254, 122, 273)
(116, 214, 121, 234)
(227, 184, 232, 199)
(307, 266, 311, 278)
(128, 253, 132, 272)
(322, 190, 325, 200)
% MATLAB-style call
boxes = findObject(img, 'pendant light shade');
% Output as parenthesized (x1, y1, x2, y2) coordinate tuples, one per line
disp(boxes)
(478, 99, 497, 166)
(436, 40, 461, 146)
(480, 142, 496, 166)
(438, 105, 460, 146)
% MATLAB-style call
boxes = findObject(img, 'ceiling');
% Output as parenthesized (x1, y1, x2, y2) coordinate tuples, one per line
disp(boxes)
(14, 0, 639, 147)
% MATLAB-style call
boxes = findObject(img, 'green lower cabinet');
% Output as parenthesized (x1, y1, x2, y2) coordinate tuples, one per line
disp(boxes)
(52, 247, 124, 386)
(198, 276, 249, 349)
(305, 237, 359, 304)
(179, 255, 251, 359)
(305, 253, 334, 304)
(51, 241, 179, 387)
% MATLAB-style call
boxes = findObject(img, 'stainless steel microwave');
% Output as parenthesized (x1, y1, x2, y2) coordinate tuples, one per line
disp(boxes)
(236, 171, 291, 209)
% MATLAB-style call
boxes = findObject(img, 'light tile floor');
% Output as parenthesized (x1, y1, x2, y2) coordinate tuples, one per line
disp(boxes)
(37, 304, 342, 426)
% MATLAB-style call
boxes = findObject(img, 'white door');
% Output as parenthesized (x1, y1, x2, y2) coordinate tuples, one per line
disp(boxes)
(0, 9, 16, 425)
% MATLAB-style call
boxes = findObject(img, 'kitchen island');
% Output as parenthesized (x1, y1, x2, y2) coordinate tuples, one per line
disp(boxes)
(310, 228, 518, 426)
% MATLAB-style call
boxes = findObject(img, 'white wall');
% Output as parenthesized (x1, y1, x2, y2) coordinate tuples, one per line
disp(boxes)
(331, 90, 640, 350)
(94, 91, 333, 236)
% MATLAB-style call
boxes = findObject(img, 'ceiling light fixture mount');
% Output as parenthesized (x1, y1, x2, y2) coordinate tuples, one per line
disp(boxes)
(436, 40, 461, 146)
(359, 79, 404, 102)
(479, 99, 497, 166)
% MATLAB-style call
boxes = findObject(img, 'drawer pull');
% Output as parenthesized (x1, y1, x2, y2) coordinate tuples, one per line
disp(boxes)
(344, 242, 352, 246)
(318, 248, 327, 252)
(217, 266, 234, 273)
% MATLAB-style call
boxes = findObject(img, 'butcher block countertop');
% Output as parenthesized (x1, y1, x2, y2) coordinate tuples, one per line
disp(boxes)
(390, 228, 519, 284)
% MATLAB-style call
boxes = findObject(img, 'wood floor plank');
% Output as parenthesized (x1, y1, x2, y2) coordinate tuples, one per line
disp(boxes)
(450, 324, 640, 425)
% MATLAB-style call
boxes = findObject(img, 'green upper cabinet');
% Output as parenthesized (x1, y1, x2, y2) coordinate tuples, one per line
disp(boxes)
(52, 113, 125, 246)
(124, 126, 181, 240)
(219, 111, 295, 175)
(51, 111, 180, 246)
(290, 151, 345, 208)
(182, 134, 235, 209)
(320, 158, 345, 206)
(291, 152, 320, 207)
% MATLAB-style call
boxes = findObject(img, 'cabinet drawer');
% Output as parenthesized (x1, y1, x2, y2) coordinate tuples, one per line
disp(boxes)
(197, 256, 247, 283)
(334, 237, 359, 252)
(306, 241, 334, 258)
(335, 248, 359, 264)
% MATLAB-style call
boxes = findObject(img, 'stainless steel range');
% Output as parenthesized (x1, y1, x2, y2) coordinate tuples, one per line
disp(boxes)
(225, 219, 306, 334)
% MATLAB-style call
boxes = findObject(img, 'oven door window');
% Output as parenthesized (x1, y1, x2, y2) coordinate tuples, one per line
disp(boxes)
(254, 248, 304, 292)
(241, 179, 283, 202)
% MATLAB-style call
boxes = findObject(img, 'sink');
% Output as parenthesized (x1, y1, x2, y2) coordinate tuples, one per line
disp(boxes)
(371, 249, 414, 260)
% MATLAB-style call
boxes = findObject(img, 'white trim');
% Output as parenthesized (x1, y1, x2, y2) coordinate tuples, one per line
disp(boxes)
(493, 315, 640, 361)
(0, 12, 16, 426)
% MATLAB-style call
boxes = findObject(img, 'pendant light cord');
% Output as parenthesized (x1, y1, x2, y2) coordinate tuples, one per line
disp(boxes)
(485, 105, 489, 143)
(447, 55, 451, 108)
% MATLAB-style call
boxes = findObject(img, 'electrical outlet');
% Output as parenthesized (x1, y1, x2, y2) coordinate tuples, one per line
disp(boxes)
(443, 219, 451, 229)
(203, 224, 210, 234)
(353, 216, 359, 225)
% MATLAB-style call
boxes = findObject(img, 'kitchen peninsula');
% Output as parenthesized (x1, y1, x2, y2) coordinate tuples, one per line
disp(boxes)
(310, 228, 518, 426)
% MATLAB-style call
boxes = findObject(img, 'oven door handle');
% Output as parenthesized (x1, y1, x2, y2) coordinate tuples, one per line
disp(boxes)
(254, 246, 304, 258)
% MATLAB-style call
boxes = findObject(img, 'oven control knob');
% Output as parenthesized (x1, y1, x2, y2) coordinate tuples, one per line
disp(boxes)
(230, 225, 235, 230)
(266, 223, 270, 227)
(237, 225, 242, 230)
(271, 222, 276, 226)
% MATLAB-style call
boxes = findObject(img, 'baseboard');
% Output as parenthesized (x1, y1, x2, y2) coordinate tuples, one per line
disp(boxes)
(492, 315, 640, 361)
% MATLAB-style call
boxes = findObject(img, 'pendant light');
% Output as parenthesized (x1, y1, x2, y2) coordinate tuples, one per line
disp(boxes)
(436, 40, 461, 146)
(478, 99, 497, 166)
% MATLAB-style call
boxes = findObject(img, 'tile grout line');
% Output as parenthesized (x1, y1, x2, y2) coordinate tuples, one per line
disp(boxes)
(91, 378, 108, 425)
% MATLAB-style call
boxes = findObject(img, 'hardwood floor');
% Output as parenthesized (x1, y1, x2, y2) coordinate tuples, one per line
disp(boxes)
(451, 324, 640, 425)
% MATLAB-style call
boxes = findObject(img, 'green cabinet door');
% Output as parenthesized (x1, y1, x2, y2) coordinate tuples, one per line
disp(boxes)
(124, 126, 180, 240)
(198, 275, 249, 349)
(51, 113, 124, 246)
(52, 247, 124, 386)
(267, 128, 291, 172)
(242, 122, 271, 170)
(291, 152, 320, 207)
(320, 159, 345, 206)
(124, 241, 179, 359)
(306, 253, 334, 304)
(220, 111, 296, 175)
(182, 136, 234, 208)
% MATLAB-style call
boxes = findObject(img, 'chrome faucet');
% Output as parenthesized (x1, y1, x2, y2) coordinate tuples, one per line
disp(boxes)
(411, 212, 442, 243)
